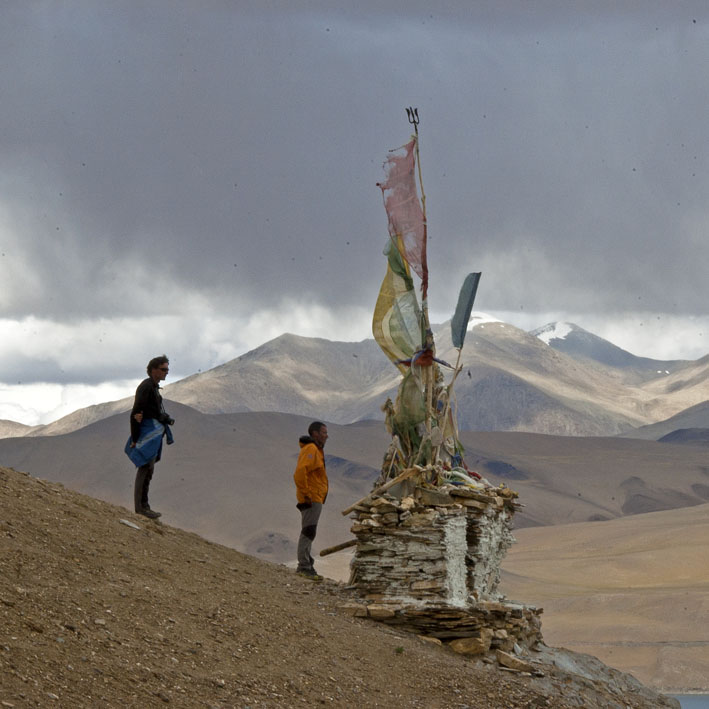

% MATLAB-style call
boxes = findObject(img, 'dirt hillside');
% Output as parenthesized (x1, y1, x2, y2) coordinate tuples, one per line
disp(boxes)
(0, 466, 677, 708)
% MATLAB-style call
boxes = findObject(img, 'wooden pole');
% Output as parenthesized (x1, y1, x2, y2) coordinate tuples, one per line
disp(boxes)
(341, 466, 420, 516)
(432, 348, 463, 463)
(319, 539, 357, 557)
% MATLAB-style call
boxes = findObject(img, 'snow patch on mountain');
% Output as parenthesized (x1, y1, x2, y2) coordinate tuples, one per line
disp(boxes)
(532, 321, 575, 344)
(467, 312, 503, 331)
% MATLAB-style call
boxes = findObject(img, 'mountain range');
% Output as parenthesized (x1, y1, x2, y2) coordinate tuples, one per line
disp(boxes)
(4, 318, 709, 439)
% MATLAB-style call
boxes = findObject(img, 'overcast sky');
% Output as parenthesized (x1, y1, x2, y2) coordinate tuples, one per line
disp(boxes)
(3, 1, 709, 425)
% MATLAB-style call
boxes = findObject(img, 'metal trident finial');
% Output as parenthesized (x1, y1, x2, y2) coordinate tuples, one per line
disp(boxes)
(406, 107, 419, 126)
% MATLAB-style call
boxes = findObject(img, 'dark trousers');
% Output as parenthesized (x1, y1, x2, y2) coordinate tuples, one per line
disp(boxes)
(296, 502, 322, 572)
(134, 461, 155, 512)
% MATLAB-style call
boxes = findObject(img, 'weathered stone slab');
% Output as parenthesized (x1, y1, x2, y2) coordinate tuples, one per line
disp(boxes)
(415, 488, 455, 506)
(410, 579, 444, 591)
(337, 602, 368, 617)
(458, 498, 487, 510)
(448, 488, 495, 503)
(367, 604, 399, 619)
(496, 649, 534, 673)
(370, 498, 399, 513)
(448, 629, 492, 655)
(417, 635, 443, 646)
(401, 510, 438, 527)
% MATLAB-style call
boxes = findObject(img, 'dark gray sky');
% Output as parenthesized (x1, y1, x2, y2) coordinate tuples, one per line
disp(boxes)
(2, 1, 709, 423)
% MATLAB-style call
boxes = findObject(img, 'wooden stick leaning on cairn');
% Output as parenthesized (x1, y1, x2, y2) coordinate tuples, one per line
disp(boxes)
(340, 466, 422, 516)
(319, 539, 357, 557)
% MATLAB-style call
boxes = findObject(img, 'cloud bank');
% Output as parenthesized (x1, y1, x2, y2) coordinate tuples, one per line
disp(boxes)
(2, 2, 709, 423)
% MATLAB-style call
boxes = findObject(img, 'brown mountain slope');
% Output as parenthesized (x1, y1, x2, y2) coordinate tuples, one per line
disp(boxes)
(10, 323, 709, 440)
(165, 334, 398, 424)
(0, 419, 36, 438)
(621, 399, 709, 440)
(26, 398, 132, 437)
(439, 323, 651, 433)
(0, 466, 677, 708)
(639, 354, 709, 411)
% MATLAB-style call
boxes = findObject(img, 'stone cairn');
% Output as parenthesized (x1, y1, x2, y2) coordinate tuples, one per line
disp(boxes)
(337, 466, 543, 660)
(340, 122, 544, 665)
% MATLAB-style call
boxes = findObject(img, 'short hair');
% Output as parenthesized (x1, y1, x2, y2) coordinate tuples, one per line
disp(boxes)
(147, 355, 169, 375)
(308, 421, 326, 436)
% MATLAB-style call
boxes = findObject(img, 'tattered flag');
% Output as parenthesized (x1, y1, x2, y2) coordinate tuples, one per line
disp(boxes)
(451, 272, 481, 350)
(377, 137, 428, 298)
(372, 240, 423, 372)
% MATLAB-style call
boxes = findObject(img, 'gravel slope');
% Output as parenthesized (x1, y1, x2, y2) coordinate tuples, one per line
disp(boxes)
(0, 466, 677, 708)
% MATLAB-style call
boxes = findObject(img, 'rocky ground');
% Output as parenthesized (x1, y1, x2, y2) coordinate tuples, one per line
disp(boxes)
(0, 465, 678, 708)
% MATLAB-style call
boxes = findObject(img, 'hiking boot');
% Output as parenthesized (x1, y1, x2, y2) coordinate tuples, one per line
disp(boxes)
(297, 568, 323, 581)
(137, 507, 161, 519)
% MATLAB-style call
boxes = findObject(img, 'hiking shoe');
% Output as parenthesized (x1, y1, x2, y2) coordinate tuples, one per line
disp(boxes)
(137, 508, 161, 519)
(297, 569, 323, 581)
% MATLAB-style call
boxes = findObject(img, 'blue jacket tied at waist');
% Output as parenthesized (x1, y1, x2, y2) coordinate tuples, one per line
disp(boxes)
(124, 418, 174, 467)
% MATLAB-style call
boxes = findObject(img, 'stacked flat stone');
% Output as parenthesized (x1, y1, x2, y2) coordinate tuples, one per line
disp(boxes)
(344, 473, 544, 655)
(339, 599, 542, 657)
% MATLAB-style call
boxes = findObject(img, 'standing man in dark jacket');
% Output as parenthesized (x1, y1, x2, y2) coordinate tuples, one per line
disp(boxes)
(128, 354, 175, 519)
(293, 421, 329, 580)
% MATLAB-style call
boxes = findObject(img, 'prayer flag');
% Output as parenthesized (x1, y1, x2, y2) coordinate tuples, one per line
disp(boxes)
(378, 138, 428, 297)
(372, 240, 423, 372)
(451, 272, 481, 350)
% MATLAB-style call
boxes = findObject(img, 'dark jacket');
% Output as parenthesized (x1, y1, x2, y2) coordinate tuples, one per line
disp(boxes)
(130, 378, 172, 443)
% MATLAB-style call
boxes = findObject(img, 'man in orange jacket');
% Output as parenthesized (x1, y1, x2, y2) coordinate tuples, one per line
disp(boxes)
(293, 421, 329, 580)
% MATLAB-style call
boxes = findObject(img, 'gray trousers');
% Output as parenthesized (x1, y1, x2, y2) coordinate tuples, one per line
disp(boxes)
(296, 502, 322, 572)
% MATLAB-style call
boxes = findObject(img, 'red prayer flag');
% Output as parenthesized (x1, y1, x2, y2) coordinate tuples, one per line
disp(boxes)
(378, 138, 428, 298)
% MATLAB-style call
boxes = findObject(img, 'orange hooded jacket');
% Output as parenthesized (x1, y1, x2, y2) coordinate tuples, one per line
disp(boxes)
(293, 438, 328, 504)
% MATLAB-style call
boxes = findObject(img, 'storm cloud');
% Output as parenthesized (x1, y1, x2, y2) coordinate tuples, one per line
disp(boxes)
(2, 1, 709, 422)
